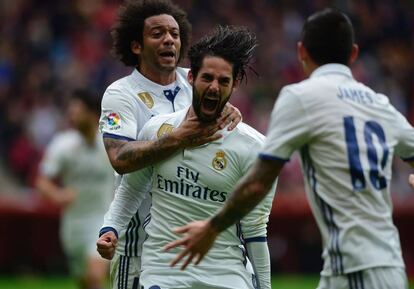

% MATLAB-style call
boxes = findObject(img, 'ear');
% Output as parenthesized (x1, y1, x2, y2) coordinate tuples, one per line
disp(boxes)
(131, 41, 141, 55)
(232, 79, 239, 90)
(297, 41, 307, 62)
(187, 70, 194, 86)
(349, 44, 359, 65)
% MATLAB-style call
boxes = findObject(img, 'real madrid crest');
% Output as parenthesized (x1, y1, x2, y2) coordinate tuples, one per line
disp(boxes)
(137, 92, 154, 108)
(212, 150, 227, 171)
(157, 123, 174, 138)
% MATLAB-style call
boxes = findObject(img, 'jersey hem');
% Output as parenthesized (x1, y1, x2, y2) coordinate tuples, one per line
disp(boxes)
(320, 262, 405, 276)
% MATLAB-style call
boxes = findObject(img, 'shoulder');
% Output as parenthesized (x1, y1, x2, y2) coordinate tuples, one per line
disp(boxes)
(176, 67, 190, 77)
(102, 74, 137, 104)
(140, 109, 187, 140)
(231, 122, 266, 146)
(46, 130, 81, 152)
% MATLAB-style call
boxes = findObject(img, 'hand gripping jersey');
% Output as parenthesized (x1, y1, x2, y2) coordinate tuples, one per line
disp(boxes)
(260, 64, 414, 276)
(99, 67, 192, 257)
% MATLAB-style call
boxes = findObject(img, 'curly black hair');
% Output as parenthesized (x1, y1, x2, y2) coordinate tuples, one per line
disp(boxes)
(111, 0, 191, 67)
(188, 25, 257, 83)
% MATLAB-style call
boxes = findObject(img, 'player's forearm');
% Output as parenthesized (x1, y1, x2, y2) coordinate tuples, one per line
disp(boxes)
(210, 159, 281, 233)
(210, 176, 269, 233)
(104, 135, 182, 174)
(35, 175, 61, 200)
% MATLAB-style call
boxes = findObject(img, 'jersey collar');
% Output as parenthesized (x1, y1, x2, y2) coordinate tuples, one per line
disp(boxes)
(130, 68, 180, 99)
(310, 63, 353, 79)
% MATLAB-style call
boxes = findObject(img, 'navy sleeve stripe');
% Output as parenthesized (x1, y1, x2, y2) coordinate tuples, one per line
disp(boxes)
(259, 153, 289, 162)
(401, 155, 414, 162)
(103, 133, 135, 142)
(244, 236, 267, 243)
(99, 226, 119, 239)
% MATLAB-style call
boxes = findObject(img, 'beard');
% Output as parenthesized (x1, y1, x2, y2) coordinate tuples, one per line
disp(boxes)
(192, 86, 230, 123)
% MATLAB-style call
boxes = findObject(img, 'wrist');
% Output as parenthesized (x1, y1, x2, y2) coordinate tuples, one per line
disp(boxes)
(208, 216, 225, 234)
(166, 130, 186, 149)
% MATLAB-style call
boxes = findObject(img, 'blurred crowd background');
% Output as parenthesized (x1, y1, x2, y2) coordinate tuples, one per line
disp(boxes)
(0, 0, 414, 276)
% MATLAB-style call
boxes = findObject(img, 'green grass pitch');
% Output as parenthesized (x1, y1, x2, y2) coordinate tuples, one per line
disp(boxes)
(0, 275, 413, 289)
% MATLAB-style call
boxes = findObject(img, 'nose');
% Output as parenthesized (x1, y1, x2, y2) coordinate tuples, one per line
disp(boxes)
(209, 79, 219, 92)
(163, 32, 174, 45)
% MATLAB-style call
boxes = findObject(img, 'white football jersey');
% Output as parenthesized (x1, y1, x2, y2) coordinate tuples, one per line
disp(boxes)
(40, 130, 114, 237)
(261, 64, 414, 276)
(99, 67, 193, 257)
(105, 108, 276, 288)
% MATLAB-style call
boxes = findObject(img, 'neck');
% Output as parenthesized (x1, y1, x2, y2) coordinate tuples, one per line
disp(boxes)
(303, 60, 320, 77)
(79, 122, 98, 145)
(138, 66, 176, 86)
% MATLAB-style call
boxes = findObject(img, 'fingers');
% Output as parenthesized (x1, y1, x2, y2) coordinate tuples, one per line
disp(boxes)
(163, 237, 187, 251)
(227, 115, 241, 131)
(217, 110, 242, 131)
(181, 252, 195, 270)
(170, 247, 190, 268)
(194, 252, 205, 265)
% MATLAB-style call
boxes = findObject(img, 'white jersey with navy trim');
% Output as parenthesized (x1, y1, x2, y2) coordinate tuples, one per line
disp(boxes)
(132, 109, 275, 288)
(260, 64, 414, 276)
(99, 67, 192, 258)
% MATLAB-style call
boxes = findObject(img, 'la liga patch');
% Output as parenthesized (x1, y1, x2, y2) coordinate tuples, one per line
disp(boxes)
(105, 112, 121, 130)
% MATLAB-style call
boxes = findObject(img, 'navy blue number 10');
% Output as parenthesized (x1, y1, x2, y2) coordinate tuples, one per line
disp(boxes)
(343, 116, 389, 190)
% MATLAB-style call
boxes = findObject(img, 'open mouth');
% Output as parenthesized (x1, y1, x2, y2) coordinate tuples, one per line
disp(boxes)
(159, 51, 175, 61)
(201, 94, 220, 115)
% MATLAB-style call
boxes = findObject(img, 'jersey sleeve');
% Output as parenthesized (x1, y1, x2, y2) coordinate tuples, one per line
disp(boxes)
(39, 135, 66, 178)
(101, 167, 153, 234)
(99, 87, 138, 141)
(393, 108, 414, 161)
(137, 117, 159, 141)
(246, 241, 271, 289)
(260, 86, 311, 161)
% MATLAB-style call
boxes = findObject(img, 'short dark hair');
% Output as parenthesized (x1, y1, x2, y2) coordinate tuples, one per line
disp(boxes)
(188, 25, 257, 82)
(111, 0, 191, 67)
(71, 89, 101, 116)
(302, 8, 355, 65)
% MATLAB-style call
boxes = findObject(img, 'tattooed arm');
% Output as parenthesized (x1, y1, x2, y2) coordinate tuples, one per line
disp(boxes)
(164, 158, 284, 269)
(104, 115, 222, 174)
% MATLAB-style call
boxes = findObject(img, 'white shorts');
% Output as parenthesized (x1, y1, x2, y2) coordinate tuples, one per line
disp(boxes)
(60, 218, 102, 278)
(110, 253, 141, 289)
(317, 267, 408, 289)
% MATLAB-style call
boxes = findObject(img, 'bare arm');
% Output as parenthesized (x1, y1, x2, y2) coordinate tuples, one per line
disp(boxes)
(104, 135, 184, 175)
(35, 175, 76, 208)
(104, 115, 226, 174)
(165, 158, 284, 269)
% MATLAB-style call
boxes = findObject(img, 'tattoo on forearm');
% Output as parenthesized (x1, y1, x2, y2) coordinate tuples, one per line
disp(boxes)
(103, 138, 123, 150)
(108, 135, 178, 172)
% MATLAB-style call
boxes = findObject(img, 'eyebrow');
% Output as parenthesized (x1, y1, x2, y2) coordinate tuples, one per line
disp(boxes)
(149, 25, 179, 31)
